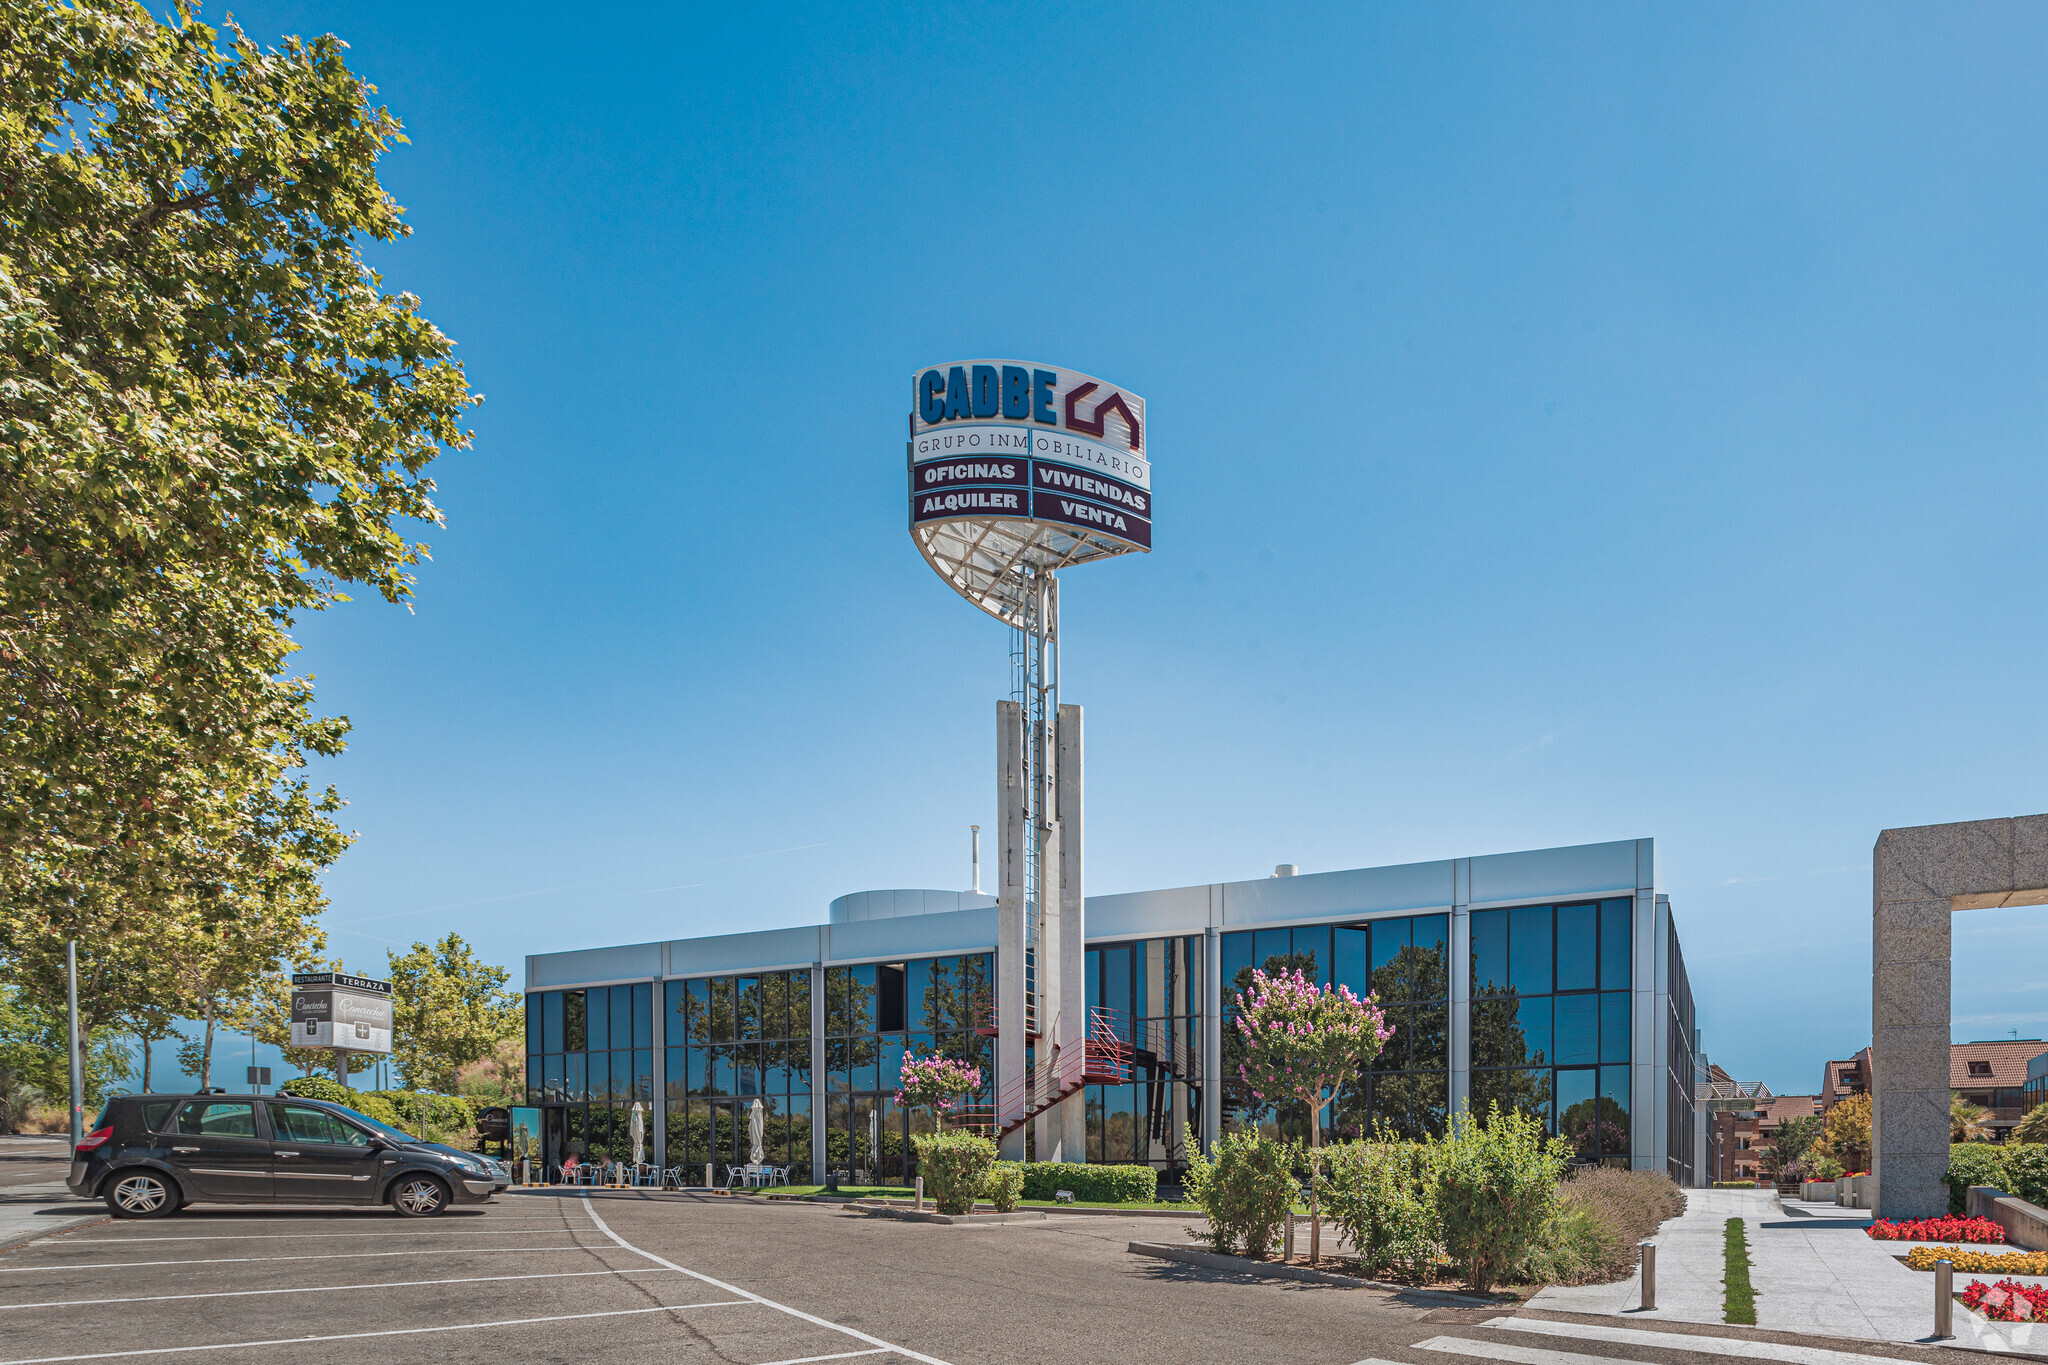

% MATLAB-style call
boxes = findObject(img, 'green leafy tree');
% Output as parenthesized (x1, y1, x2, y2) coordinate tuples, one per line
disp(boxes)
(2012, 1106, 2048, 1145)
(0, 1, 475, 1041)
(387, 935, 521, 1092)
(1952, 1092, 1993, 1143)
(1761, 1114, 1822, 1179)
(0, 983, 131, 1129)
(1816, 1093, 1872, 1172)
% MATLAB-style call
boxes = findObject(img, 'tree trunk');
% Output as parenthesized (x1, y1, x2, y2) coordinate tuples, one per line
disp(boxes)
(198, 1005, 215, 1091)
(140, 1035, 151, 1093)
(1308, 1104, 1323, 1265)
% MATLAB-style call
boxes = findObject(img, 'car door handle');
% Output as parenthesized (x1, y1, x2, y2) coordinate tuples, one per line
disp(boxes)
(274, 1151, 299, 1158)
(171, 1146, 199, 1153)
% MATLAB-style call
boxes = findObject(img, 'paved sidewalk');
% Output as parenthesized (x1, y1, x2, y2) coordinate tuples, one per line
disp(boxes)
(1528, 1187, 2045, 1352)
(0, 1180, 106, 1254)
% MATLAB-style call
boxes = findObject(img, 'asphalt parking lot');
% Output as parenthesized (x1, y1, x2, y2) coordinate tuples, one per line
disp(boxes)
(0, 1188, 1973, 1365)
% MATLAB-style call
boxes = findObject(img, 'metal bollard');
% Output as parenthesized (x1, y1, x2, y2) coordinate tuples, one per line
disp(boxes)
(915, 1176, 924, 1212)
(704, 1162, 712, 1189)
(1284, 1210, 1296, 1262)
(1934, 1259, 1954, 1339)
(1640, 1241, 1657, 1311)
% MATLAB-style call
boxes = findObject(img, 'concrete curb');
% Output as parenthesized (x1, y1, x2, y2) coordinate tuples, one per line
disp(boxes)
(0, 1211, 109, 1256)
(771, 1194, 1201, 1219)
(1126, 1240, 1498, 1305)
(866, 1205, 1048, 1225)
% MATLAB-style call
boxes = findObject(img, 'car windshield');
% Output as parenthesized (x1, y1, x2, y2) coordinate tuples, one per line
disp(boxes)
(329, 1105, 420, 1143)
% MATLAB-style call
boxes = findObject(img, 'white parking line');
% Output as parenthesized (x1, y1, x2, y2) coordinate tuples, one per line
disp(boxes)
(578, 1195, 950, 1365)
(1415, 1338, 1651, 1365)
(752, 1353, 889, 1365)
(0, 1245, 597, 1273)
(0, 1266, 678, 1311)
(0, 1303, 754, 1365)
(1481, 1317, 1917, 1365)
(64, 1229, 572, 1243)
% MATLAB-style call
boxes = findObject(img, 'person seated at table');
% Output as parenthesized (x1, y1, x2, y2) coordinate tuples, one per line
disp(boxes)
(559, 1153, 580, 1183)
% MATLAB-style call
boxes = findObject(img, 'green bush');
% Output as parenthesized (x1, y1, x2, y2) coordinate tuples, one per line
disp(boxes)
(1431, 1103, 1570, 1293)
(983, 1161, 1024, 1212)
(367, 1090, 476, 1144)
(279, 1076, 354, 1103)
(1183, 1129, 1298, 1258)
(1944, 1143, 2048, 1214)
(912, 1132, 997, 1215)
(1512, 1201, 1616, 1286)
(1016, 1162, 1158, 1203)
(1317, 1139, 1439, 1277)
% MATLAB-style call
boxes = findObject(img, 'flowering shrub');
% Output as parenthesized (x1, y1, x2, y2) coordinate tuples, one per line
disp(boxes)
(895, 1053, 982, 1129)
(1868, 1215, 2005, 1243)
(1960, 1278, 2048, 1322)
(1236, 967, 1391, 1260)
(1906, 1246, 2048, 1274)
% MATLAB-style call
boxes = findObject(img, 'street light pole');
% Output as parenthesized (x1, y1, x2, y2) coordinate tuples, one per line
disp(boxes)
(65, 940, 83, 1147)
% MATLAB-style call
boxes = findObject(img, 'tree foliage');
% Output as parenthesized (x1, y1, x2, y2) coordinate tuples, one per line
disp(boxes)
(0, 1, 475, 1055)
(1816, 1093, 1872, 1172)
(386, 934, 520, 1092)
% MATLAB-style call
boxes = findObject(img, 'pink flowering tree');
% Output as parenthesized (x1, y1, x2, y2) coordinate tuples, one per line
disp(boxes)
(1236, 967, 1393, 1264)
(895, 1052, 983, 1132)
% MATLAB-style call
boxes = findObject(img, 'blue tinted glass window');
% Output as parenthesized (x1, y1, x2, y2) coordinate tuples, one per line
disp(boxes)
(1516, 994, 1551, 1066)
(632, 983, 653, 1047)
(1600, 1065, 1631, 1157)
(1296, 926, 1331, 987)
(1557, 1067, 1598, 1158)
(736, 977, 760, 1041)
(1600, 899, 1632, 990)
(1134, 942, 1152, 1019)
(566, 1053, 586, 1103)
(665, 1047, 686, 1101)
(686, 979, 710, 1043)
(614, 1050, 634, 1102)
(1103, 1083, 1137, 1163)
(1252, 928, 1290, 976)
(1508, 906, 1552, 996)
(1413, 915, 1447, 976)
(587, 989, 610, 1052)
(1370, 917, 1409, 976)
(543, 992, 563, 1054)
(1471, 910, 1507, 994)
(1334, 926, 1371, 998)
(584, 1051, 607, 1102)
(1555, 904, 1597, 992)
(879, 1035, 905, 1091)
(1103, 947, 1132, 1019)
(847, 1038, 879, 1093)
(1086, 950, 1101, 1011)
(1220, 932, 1252, 1006)
(1553, 993, 1597, 1065)
(707, 1046, 733, 1096)
(543, 1054, 564, 1102)
(1411, 1004, 1447, 1070)
(1600, 991, 1630, 1064)
(686, 1047, 706, 1093)
(564, 991, 586, 1052)
(527, 996, 541, 1055)
(634, 1049, 652, 1104)
(847, 964, 877, 1036)
(664, 981, 688, 1046)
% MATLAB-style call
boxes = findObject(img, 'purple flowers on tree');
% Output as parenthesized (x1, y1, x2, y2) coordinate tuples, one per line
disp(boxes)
(1235, 967, 1393, 1264)
(895, 1052, 983, 1131)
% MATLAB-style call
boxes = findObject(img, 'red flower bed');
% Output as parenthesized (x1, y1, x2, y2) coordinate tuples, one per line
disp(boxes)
(1961, 1279, 2048, 1322)
(1867, 1215, 2006, 1243)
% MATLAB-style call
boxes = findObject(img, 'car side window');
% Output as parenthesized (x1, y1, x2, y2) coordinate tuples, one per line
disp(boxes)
(175, 1102, 256, 1137)
(269, 1104, 371, 1147)
(139, 1100, 177, 1132)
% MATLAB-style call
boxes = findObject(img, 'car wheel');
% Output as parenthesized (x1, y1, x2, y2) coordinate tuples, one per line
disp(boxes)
(105, 1172, 181, 1219)
(390, 1175, 450, 1217)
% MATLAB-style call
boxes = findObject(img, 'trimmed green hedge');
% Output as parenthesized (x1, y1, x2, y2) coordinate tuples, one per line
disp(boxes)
(1945, 1143, 2048, 1214)
(1016, 1162, 1157, 1203)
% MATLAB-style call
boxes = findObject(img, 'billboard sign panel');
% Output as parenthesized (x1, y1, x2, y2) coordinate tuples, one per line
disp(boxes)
(291, 980, 394, 1055)
(908, 361, 1151, 572)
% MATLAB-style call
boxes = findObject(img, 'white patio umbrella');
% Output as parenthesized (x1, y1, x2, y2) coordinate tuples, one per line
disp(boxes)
(868, 1105, 881, 1174)
(748, 1098, 765, 1165)
(629, 1102, 646, 1167)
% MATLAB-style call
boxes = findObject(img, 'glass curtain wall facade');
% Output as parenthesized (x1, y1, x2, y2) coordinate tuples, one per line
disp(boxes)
(1220, 914, 1451, 1142)
(664, 972, 812, 1182)
(1082, 937, 1203, 1167)
(823, 954, 993, 1182)
(1665, 918, 1698, 1184)
(1469, 899, 1632, 1164)
(524, 984, 654, 1166)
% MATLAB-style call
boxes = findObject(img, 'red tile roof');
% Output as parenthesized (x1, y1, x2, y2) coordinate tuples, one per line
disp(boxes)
(1951, 1040, 2045, 1090)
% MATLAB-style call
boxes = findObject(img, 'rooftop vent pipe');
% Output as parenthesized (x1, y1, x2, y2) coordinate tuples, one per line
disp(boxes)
(1273, 864, 1298, 877)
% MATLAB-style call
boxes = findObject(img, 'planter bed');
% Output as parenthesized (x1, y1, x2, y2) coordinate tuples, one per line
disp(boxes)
(1124, 1240, 1510, 1305)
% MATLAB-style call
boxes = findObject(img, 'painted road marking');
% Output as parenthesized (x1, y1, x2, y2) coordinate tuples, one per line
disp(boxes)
(1416, 1339, 1656, 1365)
(1483, 1317, 1924, 1365)
(0, 1245, 597, 1273)
(0, 1266, 678, 1311)
(64, 1229, 573, 1243)
(579, 1195, 953, 1365)
(0, 1303, 754, 1365)
(751, 1354, 890, 1365)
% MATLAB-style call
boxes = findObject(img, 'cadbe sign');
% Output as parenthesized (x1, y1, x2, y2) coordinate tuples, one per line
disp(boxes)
(908, 360, 1150, 626)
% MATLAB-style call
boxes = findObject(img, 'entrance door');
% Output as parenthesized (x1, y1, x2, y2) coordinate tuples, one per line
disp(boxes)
(163, 1100, 272, 1200)
(267, 1102, 381, 1202)
(544, 1107, 566, 1175)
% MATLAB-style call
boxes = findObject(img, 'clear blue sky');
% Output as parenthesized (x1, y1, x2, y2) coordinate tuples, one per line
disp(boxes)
(183, 2, 2048, 1100)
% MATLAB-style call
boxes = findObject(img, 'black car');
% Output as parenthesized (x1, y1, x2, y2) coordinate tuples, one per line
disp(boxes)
(67, 1092, 500, 1219)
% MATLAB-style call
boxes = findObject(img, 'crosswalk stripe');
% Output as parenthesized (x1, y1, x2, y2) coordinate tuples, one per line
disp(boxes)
(1482, 1316, 1920, 1365)
(1416, 1337, 1655, 1365)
